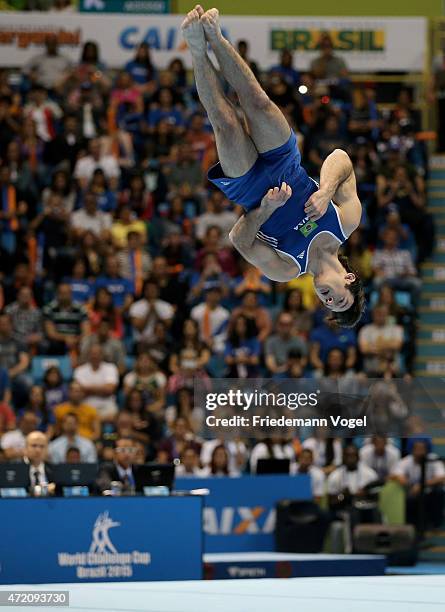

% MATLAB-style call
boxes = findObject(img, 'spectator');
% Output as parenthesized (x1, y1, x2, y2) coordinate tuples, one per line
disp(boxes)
(201, 444, 240, 477)
(327, 445, 378, 509)
(176, 445, 205, 477)
(310, 34, 348, 80)
(265, 312, 307, 375)
(282, 288, 313, 338)
(231, 290, 272, 344)
(117, 231, 152, 298)
(24, 33, 71, 90)
(64, 259, 94, 306)
(70, 191, 112, 243)
(0, 411, 39, 460)
(309, 318, 357, 373)
(358, 305, 404, 376)
(270, 50, 300, 87)
(88, 287, 123, 340)
(94, 254, 134, 312)
(79, 318, 126, 375)
(340, 229, 373, 285)
(123, 389, 161, 454)
(43, 283, 88, 355)
(73, 344, 119, 421)
(18, 384, 55, 438)
(130, 278, 174, 344)
(42, 365, 67, 411)
(44, 115, 85, 172)
(372, 227, 421, 304)
(303, 428, 343, 473)
(360, 435, 401, 481)
(191, 286, 229, 354)
(158, 416, 201, 463)
(195, 191, 237, 246)
(0, 397, 15, 437)
(391, 440, 445, 529)
(224, 314, 260, 378)
(23, 85, 63, 143)
(295, 448, 326, 502)
(125, 42, 158, 95)
(48, 412, 97, 464)
(0, 313, 31, 405)
(123, 352, 166, 414)
(5, 285, 43, 352)
(237, 39, 260, 81)
(54, 381, 100, 441)
(74, 138, 120, 190)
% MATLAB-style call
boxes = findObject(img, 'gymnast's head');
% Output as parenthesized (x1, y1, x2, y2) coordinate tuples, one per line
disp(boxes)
(313, 254, 365, 328)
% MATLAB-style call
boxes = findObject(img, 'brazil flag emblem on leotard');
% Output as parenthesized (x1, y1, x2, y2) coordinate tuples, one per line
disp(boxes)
(299, 220, 318, 237)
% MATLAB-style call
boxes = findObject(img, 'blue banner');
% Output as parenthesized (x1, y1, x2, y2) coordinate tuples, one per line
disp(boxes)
(176, 475, 312, 553)
(0, 496, 202, 584)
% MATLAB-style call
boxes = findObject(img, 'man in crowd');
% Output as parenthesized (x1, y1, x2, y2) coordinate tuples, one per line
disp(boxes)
(23, 430, 55, 494)
(391, 440, 445, 529)
(358, 304, 404, 376)
(0, 313, 31, 405)
(328, 445, 378, 510)
(43, 283, 88, 355)
(54, 381, 100, 441)
(48, 413, 97, 464)
(359, 435, 401, 481)
(24, 33, 71, 91)
(0, 411, 39, 460)
(264, 312, 307, 375)
(97, 437, 137, 493)
(5, 285, 43, 353)
(295, 447, 326, 503)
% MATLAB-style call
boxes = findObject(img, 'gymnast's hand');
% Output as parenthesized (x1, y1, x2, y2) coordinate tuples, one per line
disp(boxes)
(260, 182, 292, 214)
(304, 188, 331, 221)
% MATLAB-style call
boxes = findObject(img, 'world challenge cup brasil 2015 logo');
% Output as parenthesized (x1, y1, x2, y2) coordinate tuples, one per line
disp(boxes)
(58, 511, 151, 579)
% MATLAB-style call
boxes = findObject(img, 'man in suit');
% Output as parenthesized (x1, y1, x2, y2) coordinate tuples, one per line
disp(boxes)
(97, 437, 137, 494)
(23, 430, 55, 495)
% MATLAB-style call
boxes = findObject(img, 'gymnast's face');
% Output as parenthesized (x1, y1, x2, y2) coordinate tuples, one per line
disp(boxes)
(314, 270, 356, 312)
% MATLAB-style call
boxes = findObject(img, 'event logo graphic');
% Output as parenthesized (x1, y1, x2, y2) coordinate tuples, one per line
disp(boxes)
(58, 511, 151, 579)
(204, 506, 275, 535)
(89, 512, 120, 554)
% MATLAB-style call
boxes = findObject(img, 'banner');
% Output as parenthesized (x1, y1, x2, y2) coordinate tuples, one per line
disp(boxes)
(176, 474, 312, 553)
(0, 13, 426, 71)
(79, 0, 171, 13)
(0, 496, 203, 584)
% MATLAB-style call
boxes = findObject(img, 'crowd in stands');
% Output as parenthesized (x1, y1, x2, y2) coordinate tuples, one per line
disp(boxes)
(0, 33, 441, 526)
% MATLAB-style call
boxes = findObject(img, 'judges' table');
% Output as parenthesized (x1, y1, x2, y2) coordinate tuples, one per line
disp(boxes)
(0, 495, 203, 584)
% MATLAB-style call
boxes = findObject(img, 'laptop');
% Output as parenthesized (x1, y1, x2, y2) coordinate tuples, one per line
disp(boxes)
(0, 463, 29, 488)
(134, 463, 175, 492)
(52, 463, 98, 487)
(256, 458, 291, 475)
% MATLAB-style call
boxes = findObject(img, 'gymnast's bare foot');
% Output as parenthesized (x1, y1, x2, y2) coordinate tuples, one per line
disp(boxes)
(201, 8, 223, 44)
(181, 6, 206, 54)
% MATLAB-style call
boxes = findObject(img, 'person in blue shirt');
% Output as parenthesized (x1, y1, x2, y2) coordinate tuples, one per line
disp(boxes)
(224, 314, 260, 378)
(124, 42, 158, 94)
(269, 49, 300, 88)
(94, 254, 134, 312)
(182, 7, 364, 328)
(146, 88, 185, 135)
(64, 259, 94, 305)
(309, 318, 357, 373)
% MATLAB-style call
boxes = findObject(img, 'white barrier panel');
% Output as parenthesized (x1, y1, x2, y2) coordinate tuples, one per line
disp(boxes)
(0, 13, 426, 71)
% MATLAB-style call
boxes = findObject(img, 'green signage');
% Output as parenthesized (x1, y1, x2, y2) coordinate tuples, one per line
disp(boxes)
(79, 0, 170, 13)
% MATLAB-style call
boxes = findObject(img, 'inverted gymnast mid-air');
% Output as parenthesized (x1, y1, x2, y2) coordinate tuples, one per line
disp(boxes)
(182, 6, 364, 327)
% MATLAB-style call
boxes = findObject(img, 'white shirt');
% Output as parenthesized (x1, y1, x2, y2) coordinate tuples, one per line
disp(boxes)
(74, 155, 120, 181)
(302, 438, 343, 468)
(175, 465, 206, 478)
(1, 429, 25, 452)
(129, 298, 174, 341)
(74, 361, 119, 418)
(391, 455, 445, 486)
(294, 464, 326, 498)
(48, 434, 97, 464)
(200, 439, 247, 474)
(71, 209, 112, 237)
(327, 464, 378, 495)
(190, 303, 229, 353)
(360, 444, 401, 479)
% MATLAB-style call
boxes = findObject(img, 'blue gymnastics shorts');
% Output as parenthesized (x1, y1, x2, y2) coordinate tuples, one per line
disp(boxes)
(207, 130, 308, 210)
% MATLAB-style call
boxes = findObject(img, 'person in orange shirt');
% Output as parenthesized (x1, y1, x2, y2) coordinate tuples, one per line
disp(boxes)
(54, 380, 100, 441)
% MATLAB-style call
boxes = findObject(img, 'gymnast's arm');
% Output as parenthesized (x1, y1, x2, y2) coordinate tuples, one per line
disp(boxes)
(304, 149, 362, 236)
(229, 183, 299, 283)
